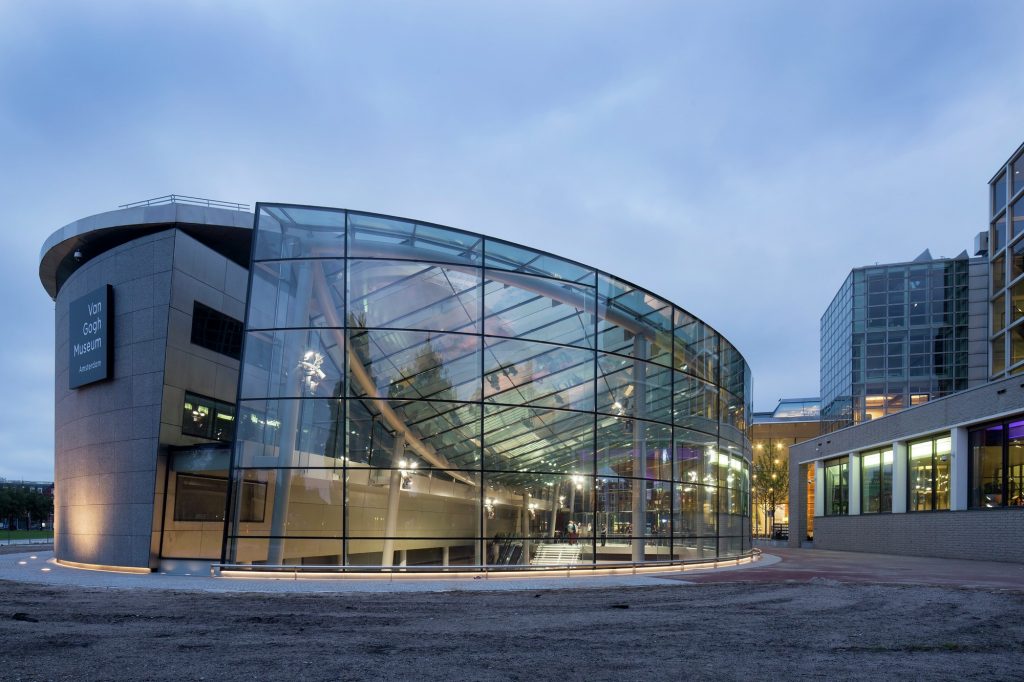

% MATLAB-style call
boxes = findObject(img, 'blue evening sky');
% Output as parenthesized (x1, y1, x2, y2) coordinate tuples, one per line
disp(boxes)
(1, 1, 1022, 481)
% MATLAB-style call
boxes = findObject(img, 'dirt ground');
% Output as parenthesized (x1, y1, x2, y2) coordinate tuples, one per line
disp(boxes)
(1, 577, 1022, 681)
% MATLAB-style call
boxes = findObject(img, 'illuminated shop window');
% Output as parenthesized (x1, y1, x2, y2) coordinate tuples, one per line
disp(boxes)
(860, 448, 893, 513)
(182, 392, 235, 442)
(908, 435, 950, 511)
(824, 457, 848, 516)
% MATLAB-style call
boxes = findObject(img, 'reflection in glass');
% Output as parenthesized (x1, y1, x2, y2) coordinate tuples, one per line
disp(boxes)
(247, 260, 345, 331)
(598, 274, 673, 365)
(483, 270, 596, 348)
(227, 204, 753, 568)
(597, 353, 671, 423)
(993, 173, 1007, 216)
(824, 458, 848, 516)
(484, 338, 594, 411)
(485, 240, 594, 284)
(240, 328, 345, 400)
(348, 213, 483, 264)
(861, 448, 893, 513)
(348, 259, 481, 333)
(483, 405, 593, 473)
(348, 329, 480, 402)
(675, 309, 718, 381)
(254, 206, 347, 261)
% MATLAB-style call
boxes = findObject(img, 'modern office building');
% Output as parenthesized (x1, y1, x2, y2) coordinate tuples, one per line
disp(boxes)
(41, 197, 754, 572)
(988, 140, 1024, 378)
(790, 142, 1024, 562)
(750, 398, 820, 538)
(819, 249, 988, 432)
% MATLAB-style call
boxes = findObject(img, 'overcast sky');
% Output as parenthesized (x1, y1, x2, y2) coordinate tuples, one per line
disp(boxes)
(1, 1, 1022, 481)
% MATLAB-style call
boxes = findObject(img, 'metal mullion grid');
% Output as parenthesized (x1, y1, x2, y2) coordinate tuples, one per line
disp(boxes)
(591, 268, 598, 567)
(340, 211, 349, 564)
(479, 242, 486, 564)
(350, 224, 483, 262)
(714, 330, 722, 559)
(482, 410, 593, 469)
(483, 276, 598, 346)
(670, 309, 676, 560)
(220, 203, 267, 565)
(482, 338, 596, 408)
(348, 262, 481, 333)
(352, 328, 482, 402)
(484, 241, 594, 285)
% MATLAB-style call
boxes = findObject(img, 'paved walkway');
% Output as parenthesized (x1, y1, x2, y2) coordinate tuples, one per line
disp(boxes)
(1, 547, 1021, 593)
(671, 546, 1024, 590)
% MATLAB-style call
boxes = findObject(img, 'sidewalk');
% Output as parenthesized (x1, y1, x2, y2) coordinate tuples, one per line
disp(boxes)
(2, 546, 1022, 593)
(0, 549, 773, 593)
(673, 546, 1024, 590)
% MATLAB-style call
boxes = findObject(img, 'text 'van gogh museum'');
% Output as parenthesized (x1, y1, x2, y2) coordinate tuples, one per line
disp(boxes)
(40, 199, 753, 573)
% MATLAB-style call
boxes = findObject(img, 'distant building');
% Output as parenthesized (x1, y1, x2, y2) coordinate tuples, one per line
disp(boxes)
(789, 141, 1024, 563)
(0, 479, 54, 530)
(820, 249, 988, 432)
(987, 144, 1024, 377)
(0, 479, 54, 497)
(750, 399, 820, 538)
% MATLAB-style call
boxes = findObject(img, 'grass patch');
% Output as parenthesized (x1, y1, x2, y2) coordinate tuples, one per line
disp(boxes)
(0, 529, 54, 541)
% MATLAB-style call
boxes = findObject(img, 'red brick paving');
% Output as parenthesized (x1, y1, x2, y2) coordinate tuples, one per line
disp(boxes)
(663, 546, 1024, 590)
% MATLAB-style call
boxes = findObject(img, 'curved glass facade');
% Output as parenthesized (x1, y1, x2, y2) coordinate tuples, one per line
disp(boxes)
(224, 205, 753, 568)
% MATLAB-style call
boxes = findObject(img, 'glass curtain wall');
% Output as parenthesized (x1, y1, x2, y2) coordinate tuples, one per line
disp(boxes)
(223, 205, 752, 568)
(990, 147, 1024, 378)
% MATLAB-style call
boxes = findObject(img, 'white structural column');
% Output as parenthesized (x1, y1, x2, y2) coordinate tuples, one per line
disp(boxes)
(950, 426, 969, 510)
(891, 441, 908, 513)
(267, 258, 315, 565)
(380, 433, 406, 567)
(478, 494, 486, 566)
(814, 463, 824, 517)
(548, 482, 560, 540)
(521, 492, 531, 563)
(631, 337, 647, 563)
(848, 454, 861, 515)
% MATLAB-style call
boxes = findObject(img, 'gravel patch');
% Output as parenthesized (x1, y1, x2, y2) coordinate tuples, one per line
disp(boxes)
(0, 579, 1021, 680)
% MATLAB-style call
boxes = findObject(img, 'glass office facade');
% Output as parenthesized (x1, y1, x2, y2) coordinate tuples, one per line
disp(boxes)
(223, 205, 753, 568)
(989, 144, 1024, 378)
(820, 257, 973, 432)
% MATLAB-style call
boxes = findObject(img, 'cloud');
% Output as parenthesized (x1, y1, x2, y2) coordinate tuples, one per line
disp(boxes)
(1, 1, 1024, 482)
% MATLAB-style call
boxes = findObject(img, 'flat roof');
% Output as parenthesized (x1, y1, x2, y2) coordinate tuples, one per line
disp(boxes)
(38, 203, 253, 299)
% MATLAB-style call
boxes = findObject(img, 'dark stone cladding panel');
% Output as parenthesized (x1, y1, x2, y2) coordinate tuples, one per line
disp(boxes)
(54, 230, 174, 568)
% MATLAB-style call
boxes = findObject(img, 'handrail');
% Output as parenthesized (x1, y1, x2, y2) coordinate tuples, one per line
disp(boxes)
(209, 548, 761, 577)
(119, 194, 250, 211)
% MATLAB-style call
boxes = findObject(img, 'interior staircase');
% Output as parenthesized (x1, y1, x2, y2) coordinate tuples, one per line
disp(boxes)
(530, 542, 583, 566)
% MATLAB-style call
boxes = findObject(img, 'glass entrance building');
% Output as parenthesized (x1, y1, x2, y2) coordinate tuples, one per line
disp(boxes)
(40, 199, 753, 572)
(224, 205, 753, 568)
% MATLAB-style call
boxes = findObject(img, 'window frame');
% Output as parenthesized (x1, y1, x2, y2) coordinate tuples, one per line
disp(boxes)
(823, 457, 849, 516)
(182, 392, 236, 443)
(907, 434, 951, 512)
(860, 447, 893, 514)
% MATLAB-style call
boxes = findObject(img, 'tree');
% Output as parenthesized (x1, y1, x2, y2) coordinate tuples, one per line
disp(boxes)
(0, 486, 52, 530)
(752, 447, 789, 538)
